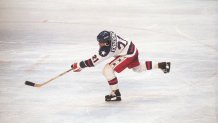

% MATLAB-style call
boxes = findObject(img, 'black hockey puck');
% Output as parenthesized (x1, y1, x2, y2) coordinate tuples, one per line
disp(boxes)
(25, 81, 35, 87)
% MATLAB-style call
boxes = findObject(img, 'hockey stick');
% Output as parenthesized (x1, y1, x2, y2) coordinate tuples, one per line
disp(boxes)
(25, 68, 73, 88)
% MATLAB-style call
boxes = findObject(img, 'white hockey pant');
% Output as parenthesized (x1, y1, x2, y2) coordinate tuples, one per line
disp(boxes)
(102, 63, 118, 91)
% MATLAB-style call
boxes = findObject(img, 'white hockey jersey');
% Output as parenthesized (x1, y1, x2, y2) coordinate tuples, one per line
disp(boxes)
(80, 32, 137, 68)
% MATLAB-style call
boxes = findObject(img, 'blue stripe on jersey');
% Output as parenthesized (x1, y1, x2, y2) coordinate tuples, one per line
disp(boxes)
(127, 42, 135, 55)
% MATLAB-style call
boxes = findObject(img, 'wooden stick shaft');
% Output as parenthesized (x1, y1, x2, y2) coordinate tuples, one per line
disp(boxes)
(35, 68, 73, 87)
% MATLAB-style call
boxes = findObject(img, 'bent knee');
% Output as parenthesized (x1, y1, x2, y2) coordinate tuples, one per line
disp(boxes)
(103, 64, 115, 80)
(103, 64, 113, 76)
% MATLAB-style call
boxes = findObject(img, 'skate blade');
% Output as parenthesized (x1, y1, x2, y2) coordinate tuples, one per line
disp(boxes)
(105, 97, 121, 102)
(164, 62, 171, 73)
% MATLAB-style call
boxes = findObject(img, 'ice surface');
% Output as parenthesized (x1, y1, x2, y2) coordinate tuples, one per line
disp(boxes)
(0, 0, 217, 123)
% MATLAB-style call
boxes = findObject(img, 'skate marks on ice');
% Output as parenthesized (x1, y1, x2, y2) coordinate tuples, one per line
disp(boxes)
(25, 55, 50, 74)
(50, 92, 178, 123)
(174, 26, 217, 52)
(60, 92, 173, 109)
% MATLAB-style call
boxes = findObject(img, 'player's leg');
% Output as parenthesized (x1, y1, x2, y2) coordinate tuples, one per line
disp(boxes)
(126, 50, 170, 73)
(102, 63, 121, 101)
(132, 61, 171, 73)
(103, 63, 119, 91)
(132, 61, 156, 72)
(102, 54, 137, 101)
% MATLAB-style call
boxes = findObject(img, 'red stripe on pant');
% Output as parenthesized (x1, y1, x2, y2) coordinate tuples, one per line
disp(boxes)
(108, 77, 118, 85)
(146, 61, 152, 70)
(111, 50, 139, 73)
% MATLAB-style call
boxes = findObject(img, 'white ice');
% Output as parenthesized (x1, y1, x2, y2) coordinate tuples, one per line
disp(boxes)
(0, 0, 217, 123)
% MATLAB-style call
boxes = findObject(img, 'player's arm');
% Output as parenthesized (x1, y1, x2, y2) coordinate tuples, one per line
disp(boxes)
(71, 59, 94, 72)
(71, 46, 113, 72)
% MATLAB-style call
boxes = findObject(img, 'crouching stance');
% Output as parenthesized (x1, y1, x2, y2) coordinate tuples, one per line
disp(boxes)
(71, 31, 171, 101)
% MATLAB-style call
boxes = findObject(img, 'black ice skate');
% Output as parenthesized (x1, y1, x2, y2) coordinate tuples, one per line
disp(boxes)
(105, 89, 121, 101)
(158, 62, 171, 73)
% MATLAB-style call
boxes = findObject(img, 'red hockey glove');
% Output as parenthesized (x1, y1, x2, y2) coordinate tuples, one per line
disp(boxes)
(71, 63, 82, 72)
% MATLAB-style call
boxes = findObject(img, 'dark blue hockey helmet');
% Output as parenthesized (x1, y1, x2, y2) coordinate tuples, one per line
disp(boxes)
(97, 31, 111, 43)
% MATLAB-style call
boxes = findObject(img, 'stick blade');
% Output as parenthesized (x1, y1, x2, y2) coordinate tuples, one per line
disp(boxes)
(25, 81, 35, 87)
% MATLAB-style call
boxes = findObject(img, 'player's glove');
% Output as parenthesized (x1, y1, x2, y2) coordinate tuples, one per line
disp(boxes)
(71, 63, 82, 72)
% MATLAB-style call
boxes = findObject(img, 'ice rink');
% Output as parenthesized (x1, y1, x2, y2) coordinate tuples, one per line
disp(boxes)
(0, 0, 217, 123)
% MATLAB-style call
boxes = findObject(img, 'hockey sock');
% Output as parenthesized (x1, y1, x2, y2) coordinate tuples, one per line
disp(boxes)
(145, 61, 152, 70)
(108, 77, 118, 90)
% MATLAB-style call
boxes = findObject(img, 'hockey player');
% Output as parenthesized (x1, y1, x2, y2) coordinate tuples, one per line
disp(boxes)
(71, 31, 170, 101)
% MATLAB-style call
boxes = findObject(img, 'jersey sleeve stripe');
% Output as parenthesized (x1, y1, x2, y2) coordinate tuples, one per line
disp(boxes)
(85, 59, 94, 67)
